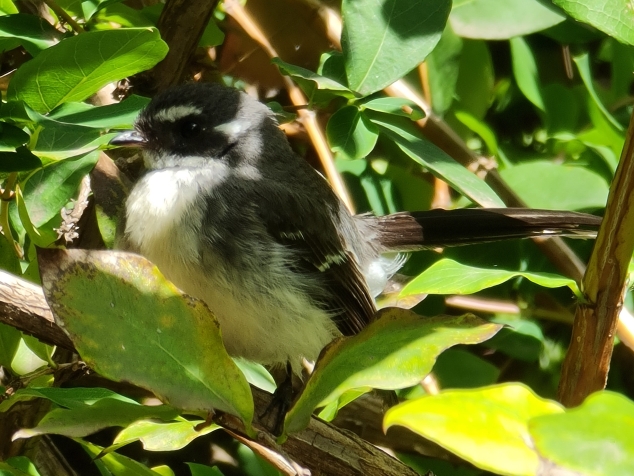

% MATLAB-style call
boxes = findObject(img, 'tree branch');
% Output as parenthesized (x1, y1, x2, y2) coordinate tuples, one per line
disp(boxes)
(557, 106, 634, 406)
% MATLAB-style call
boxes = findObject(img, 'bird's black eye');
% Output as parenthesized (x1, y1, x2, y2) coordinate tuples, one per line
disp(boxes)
(179, 120, 202, 139)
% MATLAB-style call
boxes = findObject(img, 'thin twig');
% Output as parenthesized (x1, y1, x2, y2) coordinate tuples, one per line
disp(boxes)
(558, 107, 634, 406)
(41, 0, 85, 33)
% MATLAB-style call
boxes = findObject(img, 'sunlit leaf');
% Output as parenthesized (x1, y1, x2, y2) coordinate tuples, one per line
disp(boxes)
(8, 28, 167, 113)
(384, 384, 564, 476)
(38, 249, 254, 429)
(283, 309, 501, 435)
(401, 258, 581, 297)
(553, 0, 634, 46)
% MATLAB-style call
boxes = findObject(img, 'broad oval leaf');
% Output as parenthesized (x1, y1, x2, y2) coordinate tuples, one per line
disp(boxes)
(8, 28, 167, 113)
(342, 0, 451, 95)
(450, 0, 566, 39)
(37, 248, 254, 429)
(401, 258, 581, 297)
(326, 106, 378, 160)
(553, 0, 634, 46)
(530, 391, 634, 476)
(500, 160, 609, 211)
(283, 309, 501, 435)
(384, 383, 564, 476)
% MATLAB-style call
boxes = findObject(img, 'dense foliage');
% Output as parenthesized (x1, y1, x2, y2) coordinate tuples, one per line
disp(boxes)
(0, 0, 633, 475)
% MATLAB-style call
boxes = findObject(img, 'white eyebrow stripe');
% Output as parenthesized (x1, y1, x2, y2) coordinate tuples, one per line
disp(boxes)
(153, 105, 203, 122)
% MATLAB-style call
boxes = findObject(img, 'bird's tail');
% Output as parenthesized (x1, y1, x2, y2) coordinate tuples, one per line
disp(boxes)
(374, 208, 602, 251)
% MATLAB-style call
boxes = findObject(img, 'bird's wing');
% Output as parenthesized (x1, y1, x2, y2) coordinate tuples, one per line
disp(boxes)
(256, 184, 376, 336)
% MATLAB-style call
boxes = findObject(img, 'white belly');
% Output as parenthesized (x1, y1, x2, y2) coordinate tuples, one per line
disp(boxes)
(123, 168, 338, 371)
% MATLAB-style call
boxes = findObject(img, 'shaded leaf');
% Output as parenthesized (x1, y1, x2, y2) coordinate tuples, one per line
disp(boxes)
(46, 95, 150, 129)
(574, 52, 624, 131)
(326, 106, 378, 160)
(360, 97, 425, 120)
(13, 399, 178, 439)
(510, 37, 545, 112)
(0, 122, 30, 151)
(0, 14, 62, 55)
(450, 0, 565, 39)
(384, 384, 564, 476)
(79, 439, 162, 476)
(283, 309, 501, 435)
(37, 249, 254, 429)
(499, 160, 609, 210)
(0, 146, 42, 173)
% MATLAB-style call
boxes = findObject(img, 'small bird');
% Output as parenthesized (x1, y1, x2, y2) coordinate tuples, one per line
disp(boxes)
(110, 82, 601, 376)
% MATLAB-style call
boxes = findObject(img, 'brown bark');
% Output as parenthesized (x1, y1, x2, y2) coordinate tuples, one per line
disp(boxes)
(557, 108, 634, 406)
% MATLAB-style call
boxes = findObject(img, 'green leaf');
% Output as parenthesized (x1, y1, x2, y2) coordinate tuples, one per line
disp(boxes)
(6, 386, 137, 410)
(78, 440, 163, 476)
(385, 384, 564, 476)
(553, 0, 634, 46)
(510, 37, 545, 112)
(233, 358, 276, 394)
(432, 348, 500, 389)
(0, 322, 21, 370)
(272, 57, 354, 104)
(8, 28, 168, 113)
(4, 456, 41, 476)
(359, 97, 425, 120)
(450, 0, 565, 39)
(46, 95, 150, 129)
(401, 258, 581, 297)
(426, 25, 463, 115)
(326, 106, 378, 160)
(499, 160, 609, 210)
(574, 52, 624, 131)
(110, 419, 219, 452)
(485, 318, 544, 362)
(0, 122, 29, 151)
(188, 463, 226, 476)
(368, 111, 505, 207)
(283, 309, 501, 435)
(453, 110, 497, 155)
(9, 151, 98, 244)
(38, 248, 254, 429)
(342, 0, 451, 95)
(13, 399, 179, 439)
(32, 123, 111, 160)
(0, 14, 62, 56)
(0, 0, 18, 15)
(530, 391, 634, 475)
(0, 146, 42, 172)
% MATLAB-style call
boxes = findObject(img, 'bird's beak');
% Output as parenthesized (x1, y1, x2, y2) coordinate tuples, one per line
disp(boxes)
(109, 130, 147, 148)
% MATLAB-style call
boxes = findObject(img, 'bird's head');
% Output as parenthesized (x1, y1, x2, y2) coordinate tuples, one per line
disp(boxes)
(110, 82, 280, 170)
